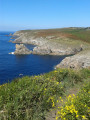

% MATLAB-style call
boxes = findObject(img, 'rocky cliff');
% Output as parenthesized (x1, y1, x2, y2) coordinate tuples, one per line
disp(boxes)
(12, 29, 84, 55)
(11, 28, 90, 69)
(56, 51, 90, 69)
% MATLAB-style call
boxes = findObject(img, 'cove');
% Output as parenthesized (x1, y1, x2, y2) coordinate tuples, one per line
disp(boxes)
(0, 32, 66, 85)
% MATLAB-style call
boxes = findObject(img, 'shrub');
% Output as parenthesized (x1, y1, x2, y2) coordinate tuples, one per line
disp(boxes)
(0, 68, 89, 120)
(0, 75, 64, 120)
(56, 82, 90, 120)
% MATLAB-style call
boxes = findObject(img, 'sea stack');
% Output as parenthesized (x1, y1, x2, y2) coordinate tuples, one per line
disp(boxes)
(14, 44, 32, 55)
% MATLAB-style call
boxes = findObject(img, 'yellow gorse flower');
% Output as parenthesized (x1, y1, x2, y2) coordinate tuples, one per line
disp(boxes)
(82, 115, 86, 119)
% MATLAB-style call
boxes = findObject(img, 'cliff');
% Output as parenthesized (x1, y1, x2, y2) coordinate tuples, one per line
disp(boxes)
(12, 28, 90, 69)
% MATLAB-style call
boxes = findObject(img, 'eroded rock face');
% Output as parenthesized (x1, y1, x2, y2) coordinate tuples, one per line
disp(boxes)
(56, 52, 90, 69)
(33, 46, 52, 55)
(14, 44, 32, 55)
(32, 46, 82, 55)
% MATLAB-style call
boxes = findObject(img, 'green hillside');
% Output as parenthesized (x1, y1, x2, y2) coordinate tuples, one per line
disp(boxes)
(0, 68, 90, 120)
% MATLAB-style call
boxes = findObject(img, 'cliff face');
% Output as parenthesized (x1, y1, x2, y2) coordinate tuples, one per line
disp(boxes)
(12, 28, 90, 69)
(12, 29, 84, 55)
(56, 51, 90, 69)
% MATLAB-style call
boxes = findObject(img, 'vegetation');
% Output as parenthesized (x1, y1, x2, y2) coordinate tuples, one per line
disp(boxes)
(57, 28, 90, 43)
(0, 68, 90, 120)
(56, 82, 90, 120)
(19, 27, 90, 43)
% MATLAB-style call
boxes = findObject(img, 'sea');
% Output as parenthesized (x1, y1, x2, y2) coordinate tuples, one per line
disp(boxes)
(0, 31, 66, 85)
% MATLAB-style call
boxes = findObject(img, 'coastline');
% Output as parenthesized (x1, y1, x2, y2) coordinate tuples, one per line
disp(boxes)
(10, 28, 90, 69)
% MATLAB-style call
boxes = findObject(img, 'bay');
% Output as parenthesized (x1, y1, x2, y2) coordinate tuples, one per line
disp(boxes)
(0, 32, 66, 85)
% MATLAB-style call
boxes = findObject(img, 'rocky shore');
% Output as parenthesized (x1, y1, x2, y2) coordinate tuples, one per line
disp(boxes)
(56, 51, 90, 69)
(11, 28, 90, 69)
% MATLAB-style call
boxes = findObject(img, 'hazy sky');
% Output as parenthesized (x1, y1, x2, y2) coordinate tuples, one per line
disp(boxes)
(0, 0, 90, 31)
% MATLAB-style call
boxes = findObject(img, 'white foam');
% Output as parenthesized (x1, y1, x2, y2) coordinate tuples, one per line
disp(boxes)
(9, 52, 14, 54)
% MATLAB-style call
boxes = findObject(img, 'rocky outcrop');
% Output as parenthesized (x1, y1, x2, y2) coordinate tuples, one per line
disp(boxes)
(32, 46, 83, 55)
(14, 44, 32, 55)
(56, 51, 90, 69)
(33, 46, 52, 55)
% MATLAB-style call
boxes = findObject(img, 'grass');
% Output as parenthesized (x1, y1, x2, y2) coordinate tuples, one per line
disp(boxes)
(18, 28, 90, 43)
(0, 68, 90, 120)
(60, 28, 90, 43)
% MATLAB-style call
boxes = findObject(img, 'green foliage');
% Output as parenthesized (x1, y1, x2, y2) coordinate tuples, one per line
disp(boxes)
(60, 28, 90, 43)
(0, 75, 63, 120)
(0, 68, 90, 120)
(56, 82, 90, 120)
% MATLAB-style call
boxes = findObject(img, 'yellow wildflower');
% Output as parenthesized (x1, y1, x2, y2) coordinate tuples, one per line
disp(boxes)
(59, 96, 62, 99)
(76, 114, 79, 118)
(44, 88, 46, 91)
(82, 115, 86, 119)
(56, 82, 59, 84)
(56, 116, 58, 120)
(52, 101, 55, 107)
(57, 100, 59, 103)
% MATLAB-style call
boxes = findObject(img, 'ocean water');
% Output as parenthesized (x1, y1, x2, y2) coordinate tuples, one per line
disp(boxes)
(0, 32, 66, 85)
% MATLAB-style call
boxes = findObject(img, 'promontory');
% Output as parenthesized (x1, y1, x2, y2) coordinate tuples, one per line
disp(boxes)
(11, 27, 90, 69)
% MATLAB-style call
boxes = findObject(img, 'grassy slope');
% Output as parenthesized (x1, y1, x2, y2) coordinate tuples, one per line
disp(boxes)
(0, 69, 90, 120)
(57, 28, 90, 43)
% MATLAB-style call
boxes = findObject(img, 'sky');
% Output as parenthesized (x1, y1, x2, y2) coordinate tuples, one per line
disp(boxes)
(0, 0, 90, 31)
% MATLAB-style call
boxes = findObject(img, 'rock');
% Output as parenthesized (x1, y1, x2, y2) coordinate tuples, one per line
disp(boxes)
(56, 52, 90, 69)
(8, 40, 13, 42)
(14, 44, 32, 55)
(12, 37, 23, 43)
(33, 46, 52, 55)
(19, 74, 23, 76)
(72, 47, 83, 53)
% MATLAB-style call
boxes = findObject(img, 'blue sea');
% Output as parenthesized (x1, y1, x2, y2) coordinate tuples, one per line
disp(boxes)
(0, 31, 66, 85)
